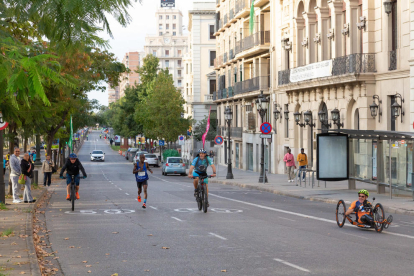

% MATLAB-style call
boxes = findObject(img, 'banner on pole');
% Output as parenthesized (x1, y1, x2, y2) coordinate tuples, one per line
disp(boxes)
(201, 107, 212, 149)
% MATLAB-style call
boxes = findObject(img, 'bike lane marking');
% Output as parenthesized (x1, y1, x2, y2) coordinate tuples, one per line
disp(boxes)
(149, 206, 157, 210)
(274, 258, 310, 273)
(209, 232, 227, 240)
(171, 217, 183, 222)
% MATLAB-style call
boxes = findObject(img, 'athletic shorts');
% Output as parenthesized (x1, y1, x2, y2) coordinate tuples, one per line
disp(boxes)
(192, 171, 208, 184)
(66, 174, 80, 186)
(137, 180, 148, 189)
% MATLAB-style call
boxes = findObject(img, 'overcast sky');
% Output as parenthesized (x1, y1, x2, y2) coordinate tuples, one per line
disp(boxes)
(87, 0, 193, 107)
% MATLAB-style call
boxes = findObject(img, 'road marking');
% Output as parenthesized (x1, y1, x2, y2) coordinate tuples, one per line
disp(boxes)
(274, 258, 310, 273)
(125, 193, 129, 195)
(171, 217, 183, 222)
(278, 217, 296, 222)
(149, 206, 157, 210)
(209, 232, 227, 240)
(342, 232, 369, 239)
(119, 188, 122, 191)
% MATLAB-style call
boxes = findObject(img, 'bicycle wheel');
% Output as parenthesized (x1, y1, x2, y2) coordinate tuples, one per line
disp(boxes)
(197, 186, 202, 211)
(71, 183, 75, 211)
(203, 185, 208, 213)
(373, 203, 385, 233)
(336, 200, 346, 228)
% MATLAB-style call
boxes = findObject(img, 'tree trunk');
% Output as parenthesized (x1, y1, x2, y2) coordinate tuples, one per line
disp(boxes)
(47, 134, 54, 157)
(23, 137, 27, 153)
(58, 140, 62, 168)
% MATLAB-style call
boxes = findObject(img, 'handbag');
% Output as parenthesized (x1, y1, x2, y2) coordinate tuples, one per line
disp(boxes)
(18, 174, 26, 184)
(52, 166, 57, 174)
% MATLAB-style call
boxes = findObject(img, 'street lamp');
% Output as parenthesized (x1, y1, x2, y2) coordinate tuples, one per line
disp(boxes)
(34, 133, 42, 166)
(256, 91, 269, 183)
(392, 93, 404, 123)
(383, 0, 393, 16)
(331, 108, 344, 129)
(224, 106, 234, 179)
(294, 111, 305, 127)
(273, 103, 282, 123)
(370, 95, 382, 122)
(318, 109, 331, 129)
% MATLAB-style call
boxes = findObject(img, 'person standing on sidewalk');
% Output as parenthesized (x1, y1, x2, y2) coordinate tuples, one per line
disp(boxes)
(42, 155, 54, 187)
(297, 148, 308, 181)
(10, 148, 22, 203)
(21, 153, 35, 203)
(283, 149, 295, 183)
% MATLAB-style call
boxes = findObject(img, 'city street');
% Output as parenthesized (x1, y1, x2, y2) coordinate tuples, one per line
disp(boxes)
(43, 131, 414, 276)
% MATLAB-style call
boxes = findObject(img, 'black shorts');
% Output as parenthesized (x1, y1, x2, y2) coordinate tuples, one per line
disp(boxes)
(137, 180, 148, 189)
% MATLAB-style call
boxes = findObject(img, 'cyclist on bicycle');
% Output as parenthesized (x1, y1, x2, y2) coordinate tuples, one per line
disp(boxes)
(60, 153, 87, 200)
(188, 149, 216, 206)
(345, 189, 373, 224)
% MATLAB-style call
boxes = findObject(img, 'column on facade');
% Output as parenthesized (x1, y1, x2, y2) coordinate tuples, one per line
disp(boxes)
(295, 18, 306, 66)
(316, 6, 330, 61)
(259, 56, 268, 90)
(303, 12, 317, 64)
(345, 0, 360, 54)
(328, 0, 344, 58)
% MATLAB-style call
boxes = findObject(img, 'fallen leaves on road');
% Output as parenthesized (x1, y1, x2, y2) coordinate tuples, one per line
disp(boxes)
(111, 274, 118, 276)
(145, 270, 150, 272)
(112, 232, 119, 234)
(162, 247, 170, 250)
(19, 272, 26, 274)
(69, 246, 75, 248)
(221, 270, 227, 272)
(86, 265, 92, 267)
(64, 237, 69, 240)
(88, 270, 92, 273)
(83, 261, 88, 263)
(148, 234, 153, 236)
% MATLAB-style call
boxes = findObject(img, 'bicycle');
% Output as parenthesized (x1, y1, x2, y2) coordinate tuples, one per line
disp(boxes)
(61, 175, 85, 211)
(336, 197, 393, 233)
(193, 175, 211, 213)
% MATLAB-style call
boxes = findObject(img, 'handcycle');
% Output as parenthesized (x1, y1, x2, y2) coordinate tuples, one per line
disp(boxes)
(336, 198, 393, 233)
(61, 175, 85, 211)
(193, 175, 212, 213)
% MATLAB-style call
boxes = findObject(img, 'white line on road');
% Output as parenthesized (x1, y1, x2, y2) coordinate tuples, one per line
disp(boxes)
(278, 217, 296, 222)
(171, 217, 183, 222)
(119, 188, 122, 191)
(149, 206, 157, 210)
(125, 193, 129, 195)
(274, 258, 310, 273)
(209, 232, 227, 240)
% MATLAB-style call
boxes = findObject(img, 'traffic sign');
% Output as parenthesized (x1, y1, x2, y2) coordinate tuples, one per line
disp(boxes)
(179, 135, 185, 141)
(260, 122, 272, 134)
(214, 136, 224, 145)
(159, 140, 165, 146)
(260, 134, 272, 139)
(0, 112, 8, 131)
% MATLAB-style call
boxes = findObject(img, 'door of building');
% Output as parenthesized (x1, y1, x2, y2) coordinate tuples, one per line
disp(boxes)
(248, 143, 253, 171)
(235, 143, 240, 168)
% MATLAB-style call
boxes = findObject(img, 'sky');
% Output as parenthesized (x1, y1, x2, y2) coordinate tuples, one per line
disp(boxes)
(87, 0, 194, 107)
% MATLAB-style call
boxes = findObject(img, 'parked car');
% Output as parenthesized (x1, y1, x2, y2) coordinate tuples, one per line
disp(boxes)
(162, 157, 186, 176)
(133, 151, 149, 163)
(125, 148, 138, 160)
(127, 148, 139, 161)
(144, 154, 160, 167)
(90, 150, 105, 162)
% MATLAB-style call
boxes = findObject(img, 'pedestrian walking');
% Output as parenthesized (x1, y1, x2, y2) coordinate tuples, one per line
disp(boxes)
(133, 154, 153, 209)
(297, 148, 308, 181)
(32, 151, 37, 162)
(110, 139, 113, 146)
(42, 155, 54, 187)
(10, 147, 22, 203)
(21, 153, 35, 203)
(283, 149, 296, 183)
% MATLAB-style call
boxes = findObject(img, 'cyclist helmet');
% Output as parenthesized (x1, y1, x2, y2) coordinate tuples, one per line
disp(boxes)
(358, 189, 369, 197)
(69, 153, 78, 159)
(198, 149, 207, 154)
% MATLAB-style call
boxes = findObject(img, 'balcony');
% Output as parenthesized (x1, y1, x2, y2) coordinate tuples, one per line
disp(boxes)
(223, 52, 228, 63)
(229, 49, 235, 60)
(389, 50, 397, 71)
(205, 94, 214, 102)
(213, 91, 217, 101)
(229, 9, 236, 23)
(235, 0, 252, 18)
(214, 55, 223, 68)
(235, 31, 270, 57)
(234, 76, 270, 95)
(218, 126, 243, 139)
(224, 14, 228, 26)
(278, 53, 376, 86)
(216, 0, 220, 7)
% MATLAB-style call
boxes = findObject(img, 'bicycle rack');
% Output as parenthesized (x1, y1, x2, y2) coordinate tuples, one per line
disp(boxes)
(295, 169, 326, 188)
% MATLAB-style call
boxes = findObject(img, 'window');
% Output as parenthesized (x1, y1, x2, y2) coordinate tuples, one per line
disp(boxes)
(159, 24, 162, 30)
(209, 25, 215, 39)
(173, 24, 176, 29)
(166, 15, 169, 19)
(165, 50, 169, 57)
(178, 50, 182, 56)
(178, 80, 182, 87)
(159, 15, 162, 19)
(178, 69, 181, 76)
(159, 32, 163, 36)
(166, 24, 169, 30)
(165, 60, 169, 67)
(285, 104, 289, 138)
(173, 15, 176, 19)
(209, 51, 216, 67)
(173, 32, 176, 36)
(177, 60, 182, 67)
(186, 64, 188, 74)
(152, 50, 157, 57)
(209, 79, 216, 93)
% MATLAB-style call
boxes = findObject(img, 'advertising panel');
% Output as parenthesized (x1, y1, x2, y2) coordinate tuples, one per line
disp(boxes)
(290, 60, 332, 83)
(317, 133, 349, 181)
(161, 0, 175, 7)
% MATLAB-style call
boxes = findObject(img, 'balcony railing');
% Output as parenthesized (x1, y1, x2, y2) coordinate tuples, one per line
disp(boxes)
(278, 53, 376, 86)
(218, 126, 243, 138)
(233, 76, 270, 95)
(389, 50, 397, 71)
(214, 55, 223, 68)
(219, 19, 223, 30)
(235, 0, 251, 15)
(229, 9, 234, 21)
(229, 49, 234, 60)
(224, 52, 228, 63)
(235, 31, 271, 55)
(205, 94, 214, 102)
(228, 86, 234, 97)
(224, 14, 228, 25)
(213, 91, 216, 101)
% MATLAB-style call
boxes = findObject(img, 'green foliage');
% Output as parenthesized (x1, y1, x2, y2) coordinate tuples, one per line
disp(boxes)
(0, 228, 13, 236)
(0, 202, 8, 210)
(162, 149, 180, 160)
(192, 112, 218, 142)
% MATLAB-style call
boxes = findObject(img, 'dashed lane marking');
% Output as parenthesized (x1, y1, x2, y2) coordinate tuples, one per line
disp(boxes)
(171, 217, 183, 222)
(274, 258, 310, 273)
(209, 232, 227, 240)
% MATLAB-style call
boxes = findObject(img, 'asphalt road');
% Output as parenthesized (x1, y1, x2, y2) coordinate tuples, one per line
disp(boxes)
(43, 131, 414, 276)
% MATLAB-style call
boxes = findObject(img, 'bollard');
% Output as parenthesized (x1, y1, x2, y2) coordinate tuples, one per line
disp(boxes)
(33, 170, 38, 185)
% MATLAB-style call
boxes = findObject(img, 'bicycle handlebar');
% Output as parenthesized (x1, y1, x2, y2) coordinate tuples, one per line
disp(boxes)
(192, 175, 213, 179)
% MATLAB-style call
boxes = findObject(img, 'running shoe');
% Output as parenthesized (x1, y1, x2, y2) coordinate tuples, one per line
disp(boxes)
(138, 195, 141, 202)
(142, 203, 146, 209)
(75, 192, 80, 200)
(66, 194, 70, 200)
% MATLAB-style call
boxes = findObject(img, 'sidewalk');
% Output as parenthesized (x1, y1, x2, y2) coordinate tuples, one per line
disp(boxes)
(209, 164, 414, 216)
(0, 185, 46, 275)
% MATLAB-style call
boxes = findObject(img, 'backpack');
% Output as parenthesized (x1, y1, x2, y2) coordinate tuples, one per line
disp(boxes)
(194, 157, 209, 173)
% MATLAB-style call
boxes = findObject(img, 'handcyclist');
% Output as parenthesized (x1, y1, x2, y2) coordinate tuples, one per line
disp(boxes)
(345, 189, 374, 225)
(188, 149, 216, 206)
(99, 134, 102, 139)
(59, 153, 87, 200)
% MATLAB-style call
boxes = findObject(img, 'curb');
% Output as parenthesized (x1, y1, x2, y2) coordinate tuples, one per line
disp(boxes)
(26, 188, 48, 276)
(210, 180, 414, 217)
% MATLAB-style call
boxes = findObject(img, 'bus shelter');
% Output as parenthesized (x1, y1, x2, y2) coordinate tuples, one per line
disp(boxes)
(330, 129, 414, 200)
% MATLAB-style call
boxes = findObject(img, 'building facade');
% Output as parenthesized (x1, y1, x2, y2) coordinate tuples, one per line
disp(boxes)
(108, 86, 120, 104)
(213, 0, 411, 190)
(118, 51, 142, 98)
(181, 0, 218, 161)
(144, 7, 188, 91)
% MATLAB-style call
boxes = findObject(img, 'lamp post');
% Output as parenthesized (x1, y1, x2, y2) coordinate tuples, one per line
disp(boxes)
(294, 111, 316, 168)
(256, 91, 269, 183)
(34, 134, 42, 166)
(391, 93, 404, 123)
(330, 108, 344, 129)
(224, 106, 234, 179)
(383, 0, 393, 16)
(318, 109, 331, 130)
(370, 95, 382, 122)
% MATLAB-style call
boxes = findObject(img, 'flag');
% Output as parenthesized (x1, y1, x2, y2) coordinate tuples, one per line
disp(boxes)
(68, 116, 73, 152)
(201, 107, 212, 149)
(249, 0, 255, 35)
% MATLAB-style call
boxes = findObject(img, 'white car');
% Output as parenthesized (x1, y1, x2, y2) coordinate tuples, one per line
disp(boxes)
(144, 154, 160, 167)
(90, 150, 105, 162)
(133, 151, 148, 163)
